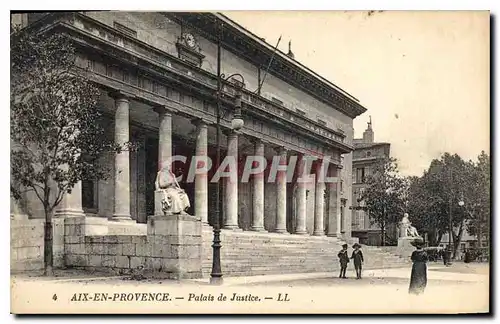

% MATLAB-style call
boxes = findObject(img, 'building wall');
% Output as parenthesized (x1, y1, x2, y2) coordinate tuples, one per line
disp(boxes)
(10, 218, 65, 272)
(82, 11, 353, 141)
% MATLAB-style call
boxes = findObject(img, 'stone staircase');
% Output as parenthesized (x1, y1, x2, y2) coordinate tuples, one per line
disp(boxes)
(201, 226, 411, 278)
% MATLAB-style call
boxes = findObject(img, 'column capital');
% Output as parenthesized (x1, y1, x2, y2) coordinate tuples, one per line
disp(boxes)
(109, 90, 135, 101)
(222, 128, 241, 137)
(273, 145, 288, 155)
(191, 118, 210, 128)
(153, 104, 178, 116)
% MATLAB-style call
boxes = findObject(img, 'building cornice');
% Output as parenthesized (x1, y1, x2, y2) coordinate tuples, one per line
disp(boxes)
(165, 12, 368, 119)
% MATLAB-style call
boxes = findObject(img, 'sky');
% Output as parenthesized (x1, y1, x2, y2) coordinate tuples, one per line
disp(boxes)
(225, 11, 490, 177)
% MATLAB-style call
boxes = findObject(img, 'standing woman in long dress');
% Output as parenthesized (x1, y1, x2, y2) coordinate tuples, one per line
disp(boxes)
(409, 238, 428, 295)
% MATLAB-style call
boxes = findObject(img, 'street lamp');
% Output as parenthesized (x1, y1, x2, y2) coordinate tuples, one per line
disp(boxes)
(210, 20, 245, 285)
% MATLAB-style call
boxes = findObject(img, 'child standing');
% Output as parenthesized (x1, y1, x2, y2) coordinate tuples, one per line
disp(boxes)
(351, 243, 364, 279)
(337, 243, 349, 279)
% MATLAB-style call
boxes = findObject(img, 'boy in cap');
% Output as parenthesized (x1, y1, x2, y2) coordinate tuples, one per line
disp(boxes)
(351, 243, 364, 279)
(337, 243, 349, 279)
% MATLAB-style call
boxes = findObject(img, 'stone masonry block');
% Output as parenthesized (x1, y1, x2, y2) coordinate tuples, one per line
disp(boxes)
(153, 234, 201, 246)
(130, 256, 146, 269)
(91, 243, 106, 255)
(122, 243, 136, 256)
(148, 214, 202, 237)
(132, 236, 147, 245)
(101, 255, 115, 268)
(145, 257, 163, 271)
(116, 236, 133, 244)
(69, 243, 86, 255)
(151, 242, 173, 258)
(17, 246, 41, 260)
(65, 235, 84, 244)
(101, 236, 120, 244)
(114, 255, 130, 268)
(65, 254, 87, 267)
(161, 258, 201, 274)
(54, 254, 64, 268)
(88, 254, 103, 267)
(135, 242, 150, 257)
(171, 245, 201, 259)
(85, 236, 104, 244)
(104, 243, 122, 255)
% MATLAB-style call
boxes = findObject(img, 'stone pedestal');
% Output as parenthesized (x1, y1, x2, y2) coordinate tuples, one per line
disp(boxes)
(146, 214, 202, 279)
(396, 237, 415, 258)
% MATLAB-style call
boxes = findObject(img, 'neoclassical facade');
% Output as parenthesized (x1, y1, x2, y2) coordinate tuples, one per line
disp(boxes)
(12, 12, 367, 240)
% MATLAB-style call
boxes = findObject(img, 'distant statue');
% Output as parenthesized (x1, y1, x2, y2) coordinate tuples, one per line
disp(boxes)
(155, 165, 190, 215)
(399, 213, 421, 238)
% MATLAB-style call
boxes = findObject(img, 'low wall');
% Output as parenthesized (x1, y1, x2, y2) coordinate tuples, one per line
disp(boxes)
(10, 218, 65, 273)
(63, 215, 202, 279)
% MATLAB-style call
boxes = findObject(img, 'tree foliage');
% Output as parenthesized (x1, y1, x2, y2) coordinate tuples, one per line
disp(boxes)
(407, 152, 490, 257)
(10, 26, 127, 274)
(361, 157, 407, 245)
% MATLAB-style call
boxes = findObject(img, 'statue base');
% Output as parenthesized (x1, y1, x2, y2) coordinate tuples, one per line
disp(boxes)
(396, 237, 417, 258)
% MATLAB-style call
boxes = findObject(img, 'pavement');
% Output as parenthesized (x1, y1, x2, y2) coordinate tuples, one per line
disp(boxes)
(10, 263, 490, 314)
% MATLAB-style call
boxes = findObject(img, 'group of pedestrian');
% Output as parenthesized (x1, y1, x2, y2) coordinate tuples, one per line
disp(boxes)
(337, 243, 364, 279)
(336, 238, 430, 296)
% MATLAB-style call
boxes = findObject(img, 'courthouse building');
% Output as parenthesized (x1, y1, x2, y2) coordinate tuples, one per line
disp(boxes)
(11, 12, 380, 276)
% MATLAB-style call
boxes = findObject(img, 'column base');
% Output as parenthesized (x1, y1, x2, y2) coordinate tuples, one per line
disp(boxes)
(294, 230, 308, 235)
(110, 215, 134, 222)
(327, 233, 341, 238)
(250, 226, 267, 232)
(274, 229, 289, 234)
(312, 231, 326, 236)
(54, 209, 85, 218)
(222, 225, 242, 231)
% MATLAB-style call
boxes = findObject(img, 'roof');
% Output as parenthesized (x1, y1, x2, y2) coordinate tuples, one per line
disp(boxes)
(167, 12, 368, 119)
(215, 13, 360, 102)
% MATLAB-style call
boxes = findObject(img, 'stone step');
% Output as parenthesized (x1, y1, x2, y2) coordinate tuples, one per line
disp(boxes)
(200, 230, 408, 278)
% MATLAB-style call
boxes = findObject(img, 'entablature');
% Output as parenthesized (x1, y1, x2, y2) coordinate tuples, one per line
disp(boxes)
(31, 12, 353, 162)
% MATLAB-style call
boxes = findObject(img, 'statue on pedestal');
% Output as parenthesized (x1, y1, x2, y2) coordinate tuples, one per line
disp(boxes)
(155, 165, 191, 215)
(399, 213, 421, 238)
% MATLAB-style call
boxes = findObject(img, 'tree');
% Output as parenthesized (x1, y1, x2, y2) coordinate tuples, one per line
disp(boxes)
(460, 151, 490, 249)
(406, 152, 489, 258)
(361, 157, 407, 246)
(407, 161, 450, 247)
(10, 26, 126, 275)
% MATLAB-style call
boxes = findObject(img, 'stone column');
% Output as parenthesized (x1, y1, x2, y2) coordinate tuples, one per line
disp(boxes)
(251, 139, 265, 232)
(154, 106, 173, 170)
(275, 147, 288, 233)
(223, 130, 239, 229)
(313, 160, 326, 236)
(193, 119, 208, 224)
(295, 156, 308, 235)
(327, 166, 341, 237)
(111, 92, 132, 221)
(54, 181, 85, 218)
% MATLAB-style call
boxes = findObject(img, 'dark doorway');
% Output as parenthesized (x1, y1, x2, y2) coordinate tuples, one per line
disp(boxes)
(145, 137, 158, 218)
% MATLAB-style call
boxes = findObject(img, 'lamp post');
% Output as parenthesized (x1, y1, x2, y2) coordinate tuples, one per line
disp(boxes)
(210, 20, 245, 285)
